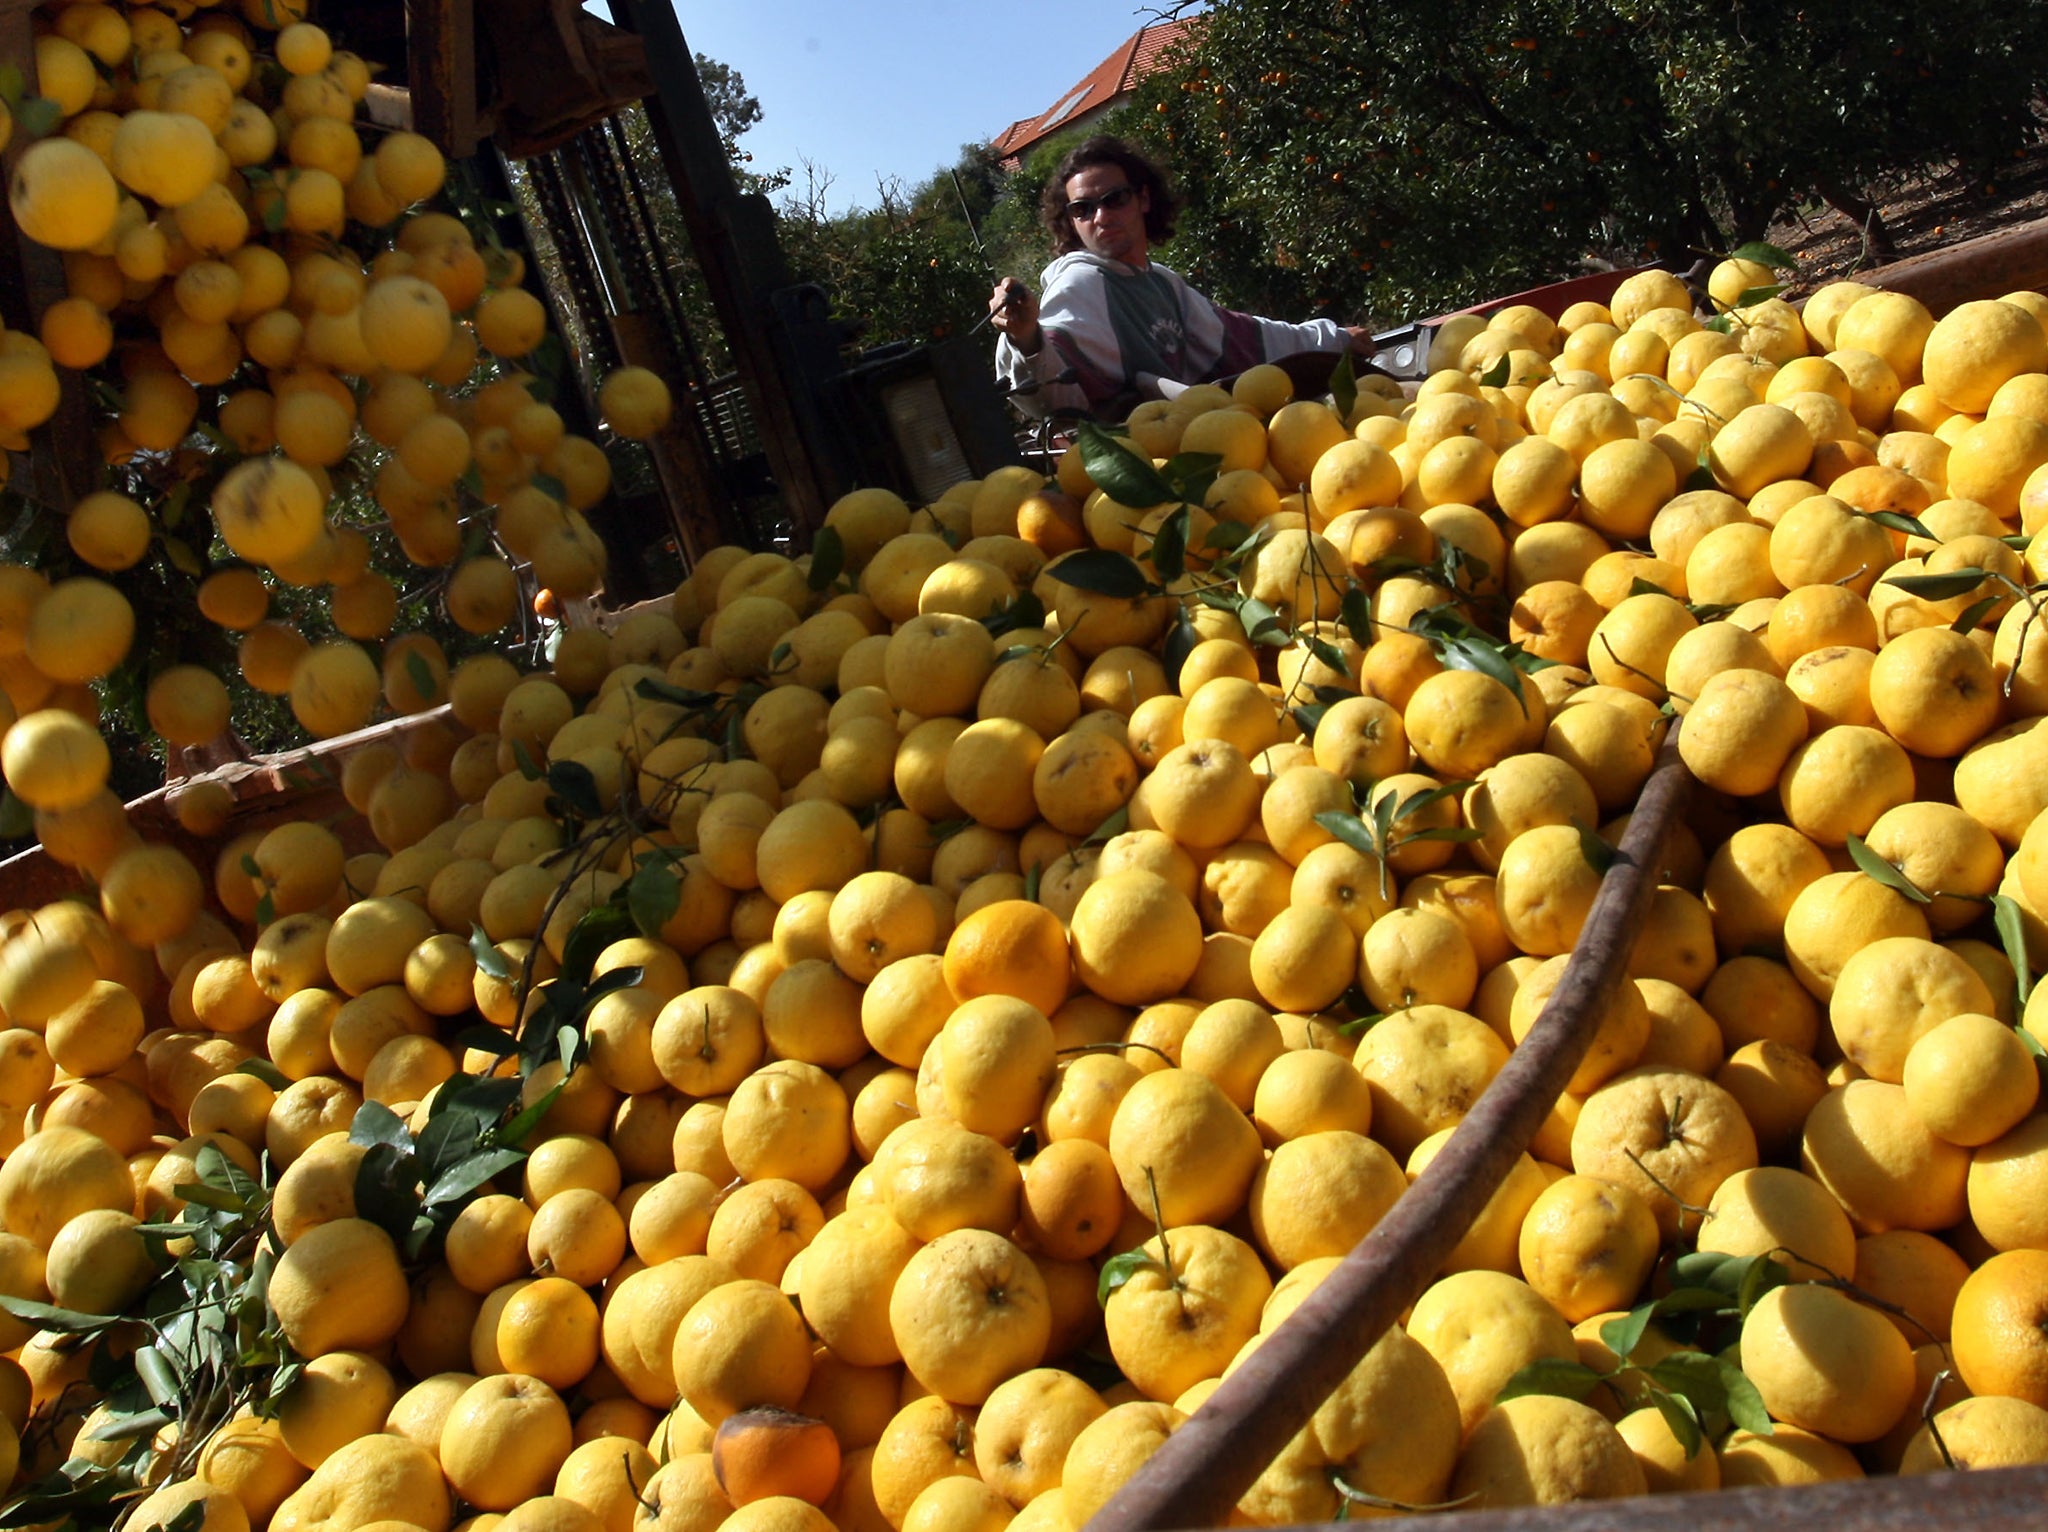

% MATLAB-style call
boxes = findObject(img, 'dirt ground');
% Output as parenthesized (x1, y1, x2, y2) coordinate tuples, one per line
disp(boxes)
(1764, 150, 2048, 286)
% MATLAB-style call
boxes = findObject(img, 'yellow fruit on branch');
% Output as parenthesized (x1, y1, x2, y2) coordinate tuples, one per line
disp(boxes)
(600, 366, 674, 440)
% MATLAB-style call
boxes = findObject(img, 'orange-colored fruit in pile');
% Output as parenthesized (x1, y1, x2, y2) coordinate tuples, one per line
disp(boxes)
(8, 30, 2048, 1524)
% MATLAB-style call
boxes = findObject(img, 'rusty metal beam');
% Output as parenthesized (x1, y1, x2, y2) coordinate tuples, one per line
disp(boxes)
(1853, 214, 2048, 318)
(607, 311, 731, 565)
(0, 0, 94, 513)
(598, 0, 836, 535)
(1399, 1461, 2048, 1532)
(406, 0, 484, 157)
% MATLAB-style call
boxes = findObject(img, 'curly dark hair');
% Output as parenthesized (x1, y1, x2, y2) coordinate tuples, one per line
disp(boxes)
(1039, 136, 1182, 256)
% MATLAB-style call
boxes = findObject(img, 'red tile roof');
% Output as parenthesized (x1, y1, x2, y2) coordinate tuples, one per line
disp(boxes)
(990, 17, 1203, 162)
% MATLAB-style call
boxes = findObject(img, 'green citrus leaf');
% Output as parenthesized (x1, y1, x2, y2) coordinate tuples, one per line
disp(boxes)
(1650, 1386, 1705, 1458)
(634, 677, 722, 709)
(1882, 568, 1992, 601)
(1045, 548, 1152, 599)
(560, 901, 637, 987)
(493, 1082, 563, 1152)
(1161, 608, 1201, 692)
(434, 1065, 520, 1122)
(1371, 787, 1399, 848)
(1495, 1357, 1605, 1404)
(1336, 1008, 1385, 1037)
(1097, 1248, 1153, 1307)
(85, 1403, 176, 1442)
(1148, 506, 1190, 585)
(1389, 780, 1475, 822)
(1076, 421, 1176, 509)
(1329, 350, 1358, 423)
(1314, 810, 1384, 861)
(1434, 634, 1530, 711)
(1577, 820, 1616, 875)
(1305, 633, 1349, 676)
(1720, 1358, 1775, 1436)
(1736, 1251, 1790, 1314)
(404, 650, 437, 703)
(1084, 806, 1130, 846)
(1242, 598, 1292, 646)
(1162, 450, 1223, 506)
(1845, 832, 1931, 903)
(1338, 584, 1372, 648)
(1994, 892, 2036, 1003)
(1670, 1249, 1745, 1289)
(808, 525, 846, 590)
(1651, 1286, 1739, 1317)
(1598, 1305, 1656, 1363)
(629, 857, 682, 939)
(351, 1141, 421, 1245)
(236, 1058, 290, 1089)
(423, 1146, 526, 1207)
(1729, 241, 1798, 269)
(470, 925, 515, 981)
(15, 95, 63, 140)
(194, 1141, 260, 1199)
(1869, 510, 1935, 540)
(134, 1346, 183, 1409)
(981, 590, 1046, 638)
(545, 760, 602, 818)
(0, 1295, 118, 1332)
(1645, 1349, 1732, 1405)
(1952, 595, 2001, 633)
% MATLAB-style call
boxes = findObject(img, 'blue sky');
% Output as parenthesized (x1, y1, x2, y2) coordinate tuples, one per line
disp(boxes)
(659, 0, 1181, 216)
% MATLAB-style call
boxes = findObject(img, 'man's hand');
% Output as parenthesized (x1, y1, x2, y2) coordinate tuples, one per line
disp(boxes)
(990, 278, 1041, 353)
(1343, 325, 1377, 357)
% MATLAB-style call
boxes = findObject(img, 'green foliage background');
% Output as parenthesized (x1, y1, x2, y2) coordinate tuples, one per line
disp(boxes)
(702, 1, 2047, 353)
(1134, 0, 2048, 325)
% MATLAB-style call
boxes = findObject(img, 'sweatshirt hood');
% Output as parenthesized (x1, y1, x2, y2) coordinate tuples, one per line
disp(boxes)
(1041, 249, 1151, 283)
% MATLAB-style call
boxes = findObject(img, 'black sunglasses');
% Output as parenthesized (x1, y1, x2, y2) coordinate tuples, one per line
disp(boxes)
(1065, 185, 1137, 221)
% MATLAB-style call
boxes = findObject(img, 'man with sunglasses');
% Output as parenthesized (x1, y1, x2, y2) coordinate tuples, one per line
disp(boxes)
(991, 135, 1374, 420)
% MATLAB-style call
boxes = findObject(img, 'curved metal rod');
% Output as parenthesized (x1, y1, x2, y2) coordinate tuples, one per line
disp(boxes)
(1088, 733, 1693, 1532)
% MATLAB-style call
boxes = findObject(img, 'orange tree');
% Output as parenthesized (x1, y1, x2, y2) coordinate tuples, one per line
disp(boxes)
(773, 145, 1012, 350)
(1138, 0, 2048, 324)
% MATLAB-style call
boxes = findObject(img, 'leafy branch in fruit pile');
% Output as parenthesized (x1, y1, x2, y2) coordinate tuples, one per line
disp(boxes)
(0, 671, 803, 1528)
(1043, 424, 1559, 1015)
(0, 878, 658, 1531)
(0, 1145, 290, 1530)
(1496, 1248, 1777, 1457)
(1839, 832, 2040, 1062)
